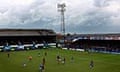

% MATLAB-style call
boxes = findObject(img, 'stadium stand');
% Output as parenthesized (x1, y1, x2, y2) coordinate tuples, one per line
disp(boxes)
(0, 29, 56, 51)
(65, 33, 120, 54)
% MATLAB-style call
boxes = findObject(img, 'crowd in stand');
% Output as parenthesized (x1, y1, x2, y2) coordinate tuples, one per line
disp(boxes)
(0, 41, 50, 52)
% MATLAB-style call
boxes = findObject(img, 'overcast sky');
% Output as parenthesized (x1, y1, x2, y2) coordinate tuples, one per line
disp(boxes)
(0, 0, 120, 34)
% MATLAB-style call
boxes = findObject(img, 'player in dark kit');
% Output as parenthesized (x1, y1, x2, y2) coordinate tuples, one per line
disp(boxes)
(42, 57, 46, 66)
(23, 62, 27, 67)
(7, 53, 10, 58)
(71, 56, 74, 63)
(38, 53, 40, 57)
(39, 63, 44, 72)
(90, 60, 94, 69)
(56, 55, 61, 64)
(44, 52, 47, 56)
(57, 55, 60, 60)
(62, 57, 66, 64)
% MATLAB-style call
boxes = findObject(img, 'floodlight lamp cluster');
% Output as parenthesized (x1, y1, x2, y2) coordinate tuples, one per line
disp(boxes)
(57, 3, 66, 12)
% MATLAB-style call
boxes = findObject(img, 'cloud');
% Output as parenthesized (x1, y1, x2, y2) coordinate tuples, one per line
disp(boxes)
(0, 0, 120, 34)
(93, 0, 110, 7)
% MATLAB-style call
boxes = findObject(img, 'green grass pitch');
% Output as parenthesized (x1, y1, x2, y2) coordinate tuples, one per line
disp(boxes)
(0, 48, 120, 72)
